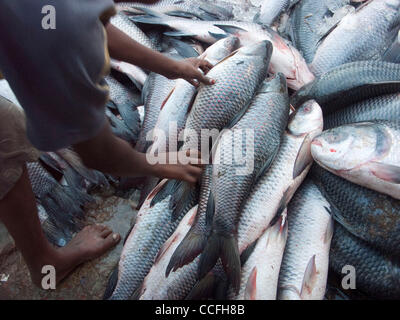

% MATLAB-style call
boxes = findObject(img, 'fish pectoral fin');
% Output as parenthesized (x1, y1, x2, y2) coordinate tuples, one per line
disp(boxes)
(160, 87, 176, 110)
(369, 161, 400, 184)
(324, 215, 335, 244)
(240, 240, 258, 266)
(293, 133, 313, 180)
(300, 255, 318, 298)
(244, 267, 258, 300)
(208, 31, 228, 40)
(213, 24, 247, 34)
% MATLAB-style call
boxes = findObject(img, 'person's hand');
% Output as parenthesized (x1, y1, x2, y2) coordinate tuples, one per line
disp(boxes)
(152, 150, 204, 186)
(169, 58, 216, 87)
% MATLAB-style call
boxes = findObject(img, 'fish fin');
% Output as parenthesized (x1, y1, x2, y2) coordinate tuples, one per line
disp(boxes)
(219, 235, 241, 293)
(255, 145, 280, 182)
(129, 7, 164, 18)
(213, 24, 247, 34)
(240, 240, 258, 266)
(169, 181, 192, 221)
(198, 232, 221, 280)
(161, 87, 176, 110)
(244, 267, 257, 300)
(208, 31, 228, 40)
(293, 133, 313, 179)
(167, 38, 200, 58)
(163, 31, 198, 37)
(214, 277, 229, 300)
(103, 265, 119, 300)
(150, 179, 177, 207)
(138, 177, 160, 209)
(369, 161, 400, 184)
(155, 233, 179, 265)
(38, 154, 63, 176)
(225, 103, 252, 129)
(205, 192, 216, 226)
(300, 255, 317, 298)
(324, 215, 335, 244)
(165, 10, 199, 19)
(270, 187, 291, 227)
(129, 285, 143, 300)
(166, 229, 207, 276)
(185, 273, 216, 300)
(129, 14, 167, 26)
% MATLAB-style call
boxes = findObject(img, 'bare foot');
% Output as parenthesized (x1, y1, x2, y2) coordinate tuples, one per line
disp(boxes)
(30, 225, 120, 287)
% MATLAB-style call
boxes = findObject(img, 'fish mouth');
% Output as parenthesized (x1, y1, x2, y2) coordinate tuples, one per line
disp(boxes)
(311, 139, 323, 147)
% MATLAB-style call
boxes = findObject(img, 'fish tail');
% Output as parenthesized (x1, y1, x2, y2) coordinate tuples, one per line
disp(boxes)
(169, 181, 193, 221)
(103, 265, 119, 300)
(198, 232, 221, 281)
(166, 229, 207, 277)
(185, 272, 217, 300)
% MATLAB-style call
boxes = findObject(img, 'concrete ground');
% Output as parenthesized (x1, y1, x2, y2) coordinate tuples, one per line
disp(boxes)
(0, 193, 138, 300)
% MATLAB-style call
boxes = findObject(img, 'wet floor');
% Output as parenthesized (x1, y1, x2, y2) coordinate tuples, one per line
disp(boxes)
(0, 194, 138, 300)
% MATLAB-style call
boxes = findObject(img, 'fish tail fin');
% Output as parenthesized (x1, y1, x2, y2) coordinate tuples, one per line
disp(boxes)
(150, 179, 178, 207)
(166, 229, 207, 277)
(103, 265, 119, 300)
(185, 272, 217, 300)
(169, 181, 193, 221)
(198, 232, 221, 280)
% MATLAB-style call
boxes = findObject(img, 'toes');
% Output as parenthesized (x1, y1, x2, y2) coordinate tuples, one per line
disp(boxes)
(100, 228, 113, 238)
(103, 233, 121, 249)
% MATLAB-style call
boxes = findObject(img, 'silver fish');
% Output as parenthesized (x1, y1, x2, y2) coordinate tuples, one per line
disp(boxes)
(109, 179, 198, 299)
(383, 29, 400, 63)
(236, 100, 323, 260)
(255, 0, 291, 26)
(278, 179, 334, 300)
(137, 205, 199, 300)
(311, 0, 400, 76)
(229, 214, 288, 300)
(311, 121, 400, 200)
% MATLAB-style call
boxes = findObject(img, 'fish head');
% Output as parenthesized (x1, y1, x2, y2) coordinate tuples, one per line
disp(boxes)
(237, 40, 273, 64)
(204, 36, 240, 65)
(258, 72, 288, 95)
(310, 122, 388, 171)
(288, 100, 323, 136)
(287, 48, 315, 91)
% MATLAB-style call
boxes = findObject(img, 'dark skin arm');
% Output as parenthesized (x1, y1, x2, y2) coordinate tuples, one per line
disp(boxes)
(74, 122, 202, 185)
(105, 24, 215, 86)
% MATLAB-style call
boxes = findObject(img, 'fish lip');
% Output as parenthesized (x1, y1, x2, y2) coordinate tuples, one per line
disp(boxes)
(311, 139, 323, 147)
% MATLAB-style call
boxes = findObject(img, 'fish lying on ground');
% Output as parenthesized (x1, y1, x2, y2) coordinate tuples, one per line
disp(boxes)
(291, 61, 400, 114)
(228, 214, 288, 300)
(324, 93, 400, 129)
(198, 73, 290, 293)
(278, 179, 333, 300)
(310, 0, 400, 76)
(330, 223, 400, 299)
(311, 121, 400, 199)
(135, 205, 199, 300)
(107, 180, 198, 300)
(311, 165, 400, 257)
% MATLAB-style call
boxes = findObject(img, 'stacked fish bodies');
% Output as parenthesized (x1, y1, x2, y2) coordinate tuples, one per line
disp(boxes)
(228, 213, 288, 300)
(197, 73, 290, 291)
(136, 205, 199, 300)
(310, 0, 400, 76)
(108, 179, 198, 300)
(311, 121, 400, 200)
(236, 100, 323, 258)
(291, 61, 400, 115)
(130, 14, 314, 90)
(278, 179, 334, 300)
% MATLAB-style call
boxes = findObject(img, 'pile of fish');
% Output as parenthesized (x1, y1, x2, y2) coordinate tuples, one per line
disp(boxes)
(1, 0, 400, 300)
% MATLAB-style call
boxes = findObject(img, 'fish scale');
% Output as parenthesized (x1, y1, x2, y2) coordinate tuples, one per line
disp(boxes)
(184, 41, 272, 153)
(311, 165, 400, 257)
(330, 223, 400, 299)
(198, 73, 290, 291)
(324, 94, 400, 129)
(236, 100, 323, 255)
